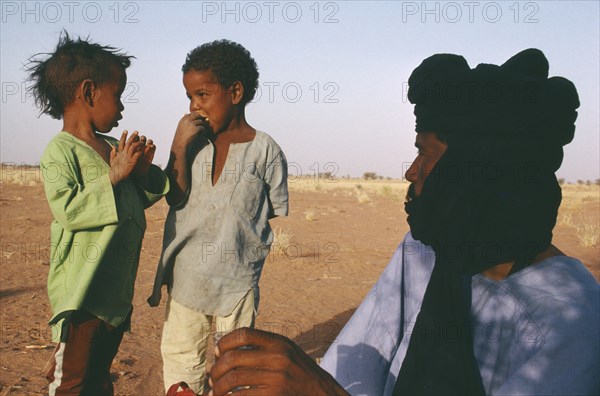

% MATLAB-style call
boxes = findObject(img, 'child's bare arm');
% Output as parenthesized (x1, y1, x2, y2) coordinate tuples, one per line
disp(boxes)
(165, 112, 208, 206)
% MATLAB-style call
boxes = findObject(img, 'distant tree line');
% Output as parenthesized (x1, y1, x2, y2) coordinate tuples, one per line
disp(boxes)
(557, 178, 599, 186)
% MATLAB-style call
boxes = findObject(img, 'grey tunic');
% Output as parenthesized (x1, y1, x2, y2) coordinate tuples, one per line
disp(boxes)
(149, 131, 288, 316)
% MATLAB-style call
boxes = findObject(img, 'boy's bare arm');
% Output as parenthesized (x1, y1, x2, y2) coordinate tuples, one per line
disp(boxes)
(165, 112, 208, 206)
(165, 145, 190, 206)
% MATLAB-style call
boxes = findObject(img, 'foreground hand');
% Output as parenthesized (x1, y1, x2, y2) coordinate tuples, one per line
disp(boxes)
(208, 328, 348, 396)
(109, 130, 143, 185)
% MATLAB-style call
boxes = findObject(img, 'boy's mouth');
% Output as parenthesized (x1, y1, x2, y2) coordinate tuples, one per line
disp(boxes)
(196, 110, 209, 122)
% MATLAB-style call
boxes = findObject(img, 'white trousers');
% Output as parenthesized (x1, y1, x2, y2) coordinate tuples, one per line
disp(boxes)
(160, 290, 256, 394)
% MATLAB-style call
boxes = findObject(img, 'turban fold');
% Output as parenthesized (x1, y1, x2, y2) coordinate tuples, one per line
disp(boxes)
(408, 48, 579, 146)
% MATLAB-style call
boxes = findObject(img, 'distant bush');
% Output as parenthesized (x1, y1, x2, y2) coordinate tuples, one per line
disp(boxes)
(363, 172, 377, 180)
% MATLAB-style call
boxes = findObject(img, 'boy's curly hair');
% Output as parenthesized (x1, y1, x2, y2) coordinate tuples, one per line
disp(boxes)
(182, 40, 259, 106)
(26, 31, 134, 120)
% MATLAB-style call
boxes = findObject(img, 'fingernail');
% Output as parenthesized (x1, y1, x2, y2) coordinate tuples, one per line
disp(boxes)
(208, 377, 213, 387)
(214, 346, 220, 358)
(208, 391, 213, 396)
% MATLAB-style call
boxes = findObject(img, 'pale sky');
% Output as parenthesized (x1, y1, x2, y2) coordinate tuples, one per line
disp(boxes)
(1, 1, 599, 182)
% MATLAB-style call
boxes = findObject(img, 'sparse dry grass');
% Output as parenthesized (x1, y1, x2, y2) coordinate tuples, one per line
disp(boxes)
(378, 185, 393, 197)
(576, 224, 599, 248)
(304, 209, 317, 222)
(288, 177, 410, 205)
(558, 184, 600, 247)
(272, 227, 294, 255)
(290, 177, 599, 247)
(376, 184, 407, 203)
(2, 165, 597, 247)
(1, 164, 42, 186)
(288, 176, 408, 193)
(351, 184, 368, 203)
(558, 197, 582, 227)
(356, 190, 371, 204)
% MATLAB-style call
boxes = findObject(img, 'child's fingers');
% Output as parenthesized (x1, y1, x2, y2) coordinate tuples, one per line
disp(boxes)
(119, 130, 128, 152)
(110, 146, 117, 164)
(145, 141, 155, 154)
(145, 145, 156, 163)
(186, 111, 203, 120)
(125, 131, 140, 149)
(122, 132, 139, 154)
(129, 140, 144, 154)
(188, 112, 209, 127)
(132, 150, 143, 162)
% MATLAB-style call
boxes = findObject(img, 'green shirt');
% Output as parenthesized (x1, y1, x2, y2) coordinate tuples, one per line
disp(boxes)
(41, 131, 169, 340)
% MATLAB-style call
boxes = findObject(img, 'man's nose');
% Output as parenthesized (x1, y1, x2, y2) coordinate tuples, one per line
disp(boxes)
(405, 161, 418, 183)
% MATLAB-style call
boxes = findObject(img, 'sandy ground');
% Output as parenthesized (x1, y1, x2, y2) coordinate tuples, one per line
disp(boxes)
(1, 178, 598, 395)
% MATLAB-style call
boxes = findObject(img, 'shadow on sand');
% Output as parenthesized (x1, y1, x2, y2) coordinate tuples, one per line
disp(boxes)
(292, 308, 357, 358)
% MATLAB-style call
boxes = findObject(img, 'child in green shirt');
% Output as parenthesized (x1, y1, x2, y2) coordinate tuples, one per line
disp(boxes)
(28, 32, 169, 395)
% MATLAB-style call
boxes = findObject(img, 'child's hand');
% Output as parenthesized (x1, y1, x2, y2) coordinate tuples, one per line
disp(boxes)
(109, 130, 144, 185)
(173, 112, 209, 149)
(134, 135, 156, 181)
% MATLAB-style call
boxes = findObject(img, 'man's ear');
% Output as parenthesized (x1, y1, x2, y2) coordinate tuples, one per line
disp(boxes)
(79, 79, 96, 107)
(230, 81, 244, 105)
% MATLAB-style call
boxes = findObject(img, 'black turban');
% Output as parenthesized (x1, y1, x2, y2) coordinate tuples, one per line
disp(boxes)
(394, 49, 579, 395)
(408, 48, 579, 146)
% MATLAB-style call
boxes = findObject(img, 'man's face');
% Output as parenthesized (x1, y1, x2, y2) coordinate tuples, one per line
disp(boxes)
(405, 132, 448, 197)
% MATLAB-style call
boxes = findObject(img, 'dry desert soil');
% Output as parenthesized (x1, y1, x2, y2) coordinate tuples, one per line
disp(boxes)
(1, 174, 598, 395)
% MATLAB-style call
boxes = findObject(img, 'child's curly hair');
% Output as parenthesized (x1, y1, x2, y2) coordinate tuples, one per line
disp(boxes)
(26, 31, 134, 120)
(182, 40, 259, 106)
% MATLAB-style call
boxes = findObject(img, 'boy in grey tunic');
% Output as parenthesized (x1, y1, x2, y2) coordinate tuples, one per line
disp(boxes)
(148, 40, 288, 394)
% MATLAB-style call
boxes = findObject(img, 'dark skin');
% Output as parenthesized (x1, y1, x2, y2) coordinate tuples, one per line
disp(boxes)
(206, 132, 564, 395)
(165, 69, 255, 207)
(62, 67, 156, 187)
(404, 133, 564, 279)
(207, 328, 349, 396)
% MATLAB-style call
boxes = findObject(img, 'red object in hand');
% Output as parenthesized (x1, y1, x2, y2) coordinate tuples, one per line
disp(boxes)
(166, 381, 197, 396)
